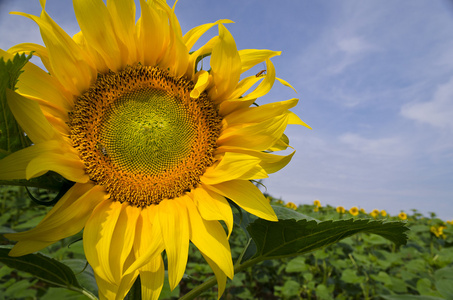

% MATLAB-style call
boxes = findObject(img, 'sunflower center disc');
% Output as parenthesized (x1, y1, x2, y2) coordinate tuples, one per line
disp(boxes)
(69, 65, 221, 206)
(101, 89, 194, 175)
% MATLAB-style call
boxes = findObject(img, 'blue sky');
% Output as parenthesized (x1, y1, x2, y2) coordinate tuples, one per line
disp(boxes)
(1, 0, 452, 219)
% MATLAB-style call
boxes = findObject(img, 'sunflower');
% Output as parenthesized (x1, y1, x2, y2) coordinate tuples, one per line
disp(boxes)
(336, 206, 345, 214)
(370, 209, 380, 219)
(285, 202, 297, 210)
(0, 0, 308, 299)
(398, 212, 407, 220)
(349, 206, 359, 216)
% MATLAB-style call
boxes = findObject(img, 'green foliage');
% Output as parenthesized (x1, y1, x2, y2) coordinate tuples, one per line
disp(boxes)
(0, 247, 82, 290)
(248, 218, 407, 260)
(0, 186, 452, 300)
(0, 53, 33, 159)
(0, 186, 96, 299)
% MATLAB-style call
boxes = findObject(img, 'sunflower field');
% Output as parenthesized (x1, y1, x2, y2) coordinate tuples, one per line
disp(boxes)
(1, 185, 452, 300)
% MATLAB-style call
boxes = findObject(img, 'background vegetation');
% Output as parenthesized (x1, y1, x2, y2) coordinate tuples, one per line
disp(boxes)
(0, 186, 452, 300)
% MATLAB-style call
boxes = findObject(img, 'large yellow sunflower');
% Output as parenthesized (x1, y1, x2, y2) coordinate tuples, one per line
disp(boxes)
(0, 0, 309, 299)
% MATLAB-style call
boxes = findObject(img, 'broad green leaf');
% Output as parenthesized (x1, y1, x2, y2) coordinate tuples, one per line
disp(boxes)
(61, 259, 98, 297)
(247, 218, 408, 260)
(0, 247, 82, 291)
(0, 53, 33, 159)
(435, 266, 453, 298)
(41, 287, 90, 300)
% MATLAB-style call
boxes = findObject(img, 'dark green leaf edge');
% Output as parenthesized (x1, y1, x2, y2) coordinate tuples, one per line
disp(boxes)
(0, 246, 82, 290)
(247, 218, 409, 261)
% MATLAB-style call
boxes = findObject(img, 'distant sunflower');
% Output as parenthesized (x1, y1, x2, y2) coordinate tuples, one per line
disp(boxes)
(398, 212, 408, 220)
(0, 0, 308, 299)
(370, 209, 380, 219)
(349, 206, 359, 216)
(285, 202, 297, 210)
(336, 206, 345, 214)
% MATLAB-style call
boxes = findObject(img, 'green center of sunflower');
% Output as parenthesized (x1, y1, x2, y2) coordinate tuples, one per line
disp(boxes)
(100, 89, 195, 175)
(69, 65, 221, 206)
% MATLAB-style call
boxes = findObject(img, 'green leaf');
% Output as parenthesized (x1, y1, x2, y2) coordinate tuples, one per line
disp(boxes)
(0, 53, 33, 159)
(281, 280, 300, 298)
(0, 247, 82, 291)
(61, 259, 98, 297)
(340, 269, 363, 284)
(285, 256, 308, 273)
(247, 218, 409, 260)
(435, 266, 453, 298)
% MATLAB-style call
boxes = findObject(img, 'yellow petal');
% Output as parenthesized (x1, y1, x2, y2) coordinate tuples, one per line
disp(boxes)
(6, 89, 57, 143)
(183, 19, 234, 51)
(184, 197, 234, 279)
(0, 140, 62, 180)
(26, 152, 89, 183)
(209, 24, 241, 102)
(7, 43, 53, 75)
(157, 198, 190, 290)
(201, 152, 267, 185)
(205, 180, 277, 222)
(115, 269, 139, 300)
(202, 254, 228, 300)
(126, 206, 164, 276)
(192, 187, 233, 237)
(238, 49, 281, 73)
(239, 58, 276, 102)
(73, 0, 122, 71)
(157, 2, 188, 77)
(106, 0, 137, 65)
(216, 147, 296, 174)
(217, 114, 289, 151)
(223, 98, 298, 126)
(268, 133, 291, 151)
(226, 75, 261, 101)
(94, 272, 122, 300)
(190, 70, 210, 98)
(186, 36, 217, 79)
(137, 0, 169, 66)
(6, 183, 105, 256)
(139, 255, 165, 300)
(12, 10, 96, 95)
(109, 203, 140, 283)
(218, 59, 276, 116)
(276, 77, 297, 93)
(84, 199, 122, 284)
(288, 111, 312, 129)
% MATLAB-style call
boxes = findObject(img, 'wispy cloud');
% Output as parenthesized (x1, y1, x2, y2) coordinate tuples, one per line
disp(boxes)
(401, 76, 453, 130)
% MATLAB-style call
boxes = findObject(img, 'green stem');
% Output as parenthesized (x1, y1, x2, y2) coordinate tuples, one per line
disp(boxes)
(0, 175, 66, 191)
(179, 257, 262, 300)
(80, 289, 99, 300)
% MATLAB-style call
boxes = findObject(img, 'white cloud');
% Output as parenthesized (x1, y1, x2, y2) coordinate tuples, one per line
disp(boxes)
(338, 133, 408, 157)
(401, 77, 453, 130)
